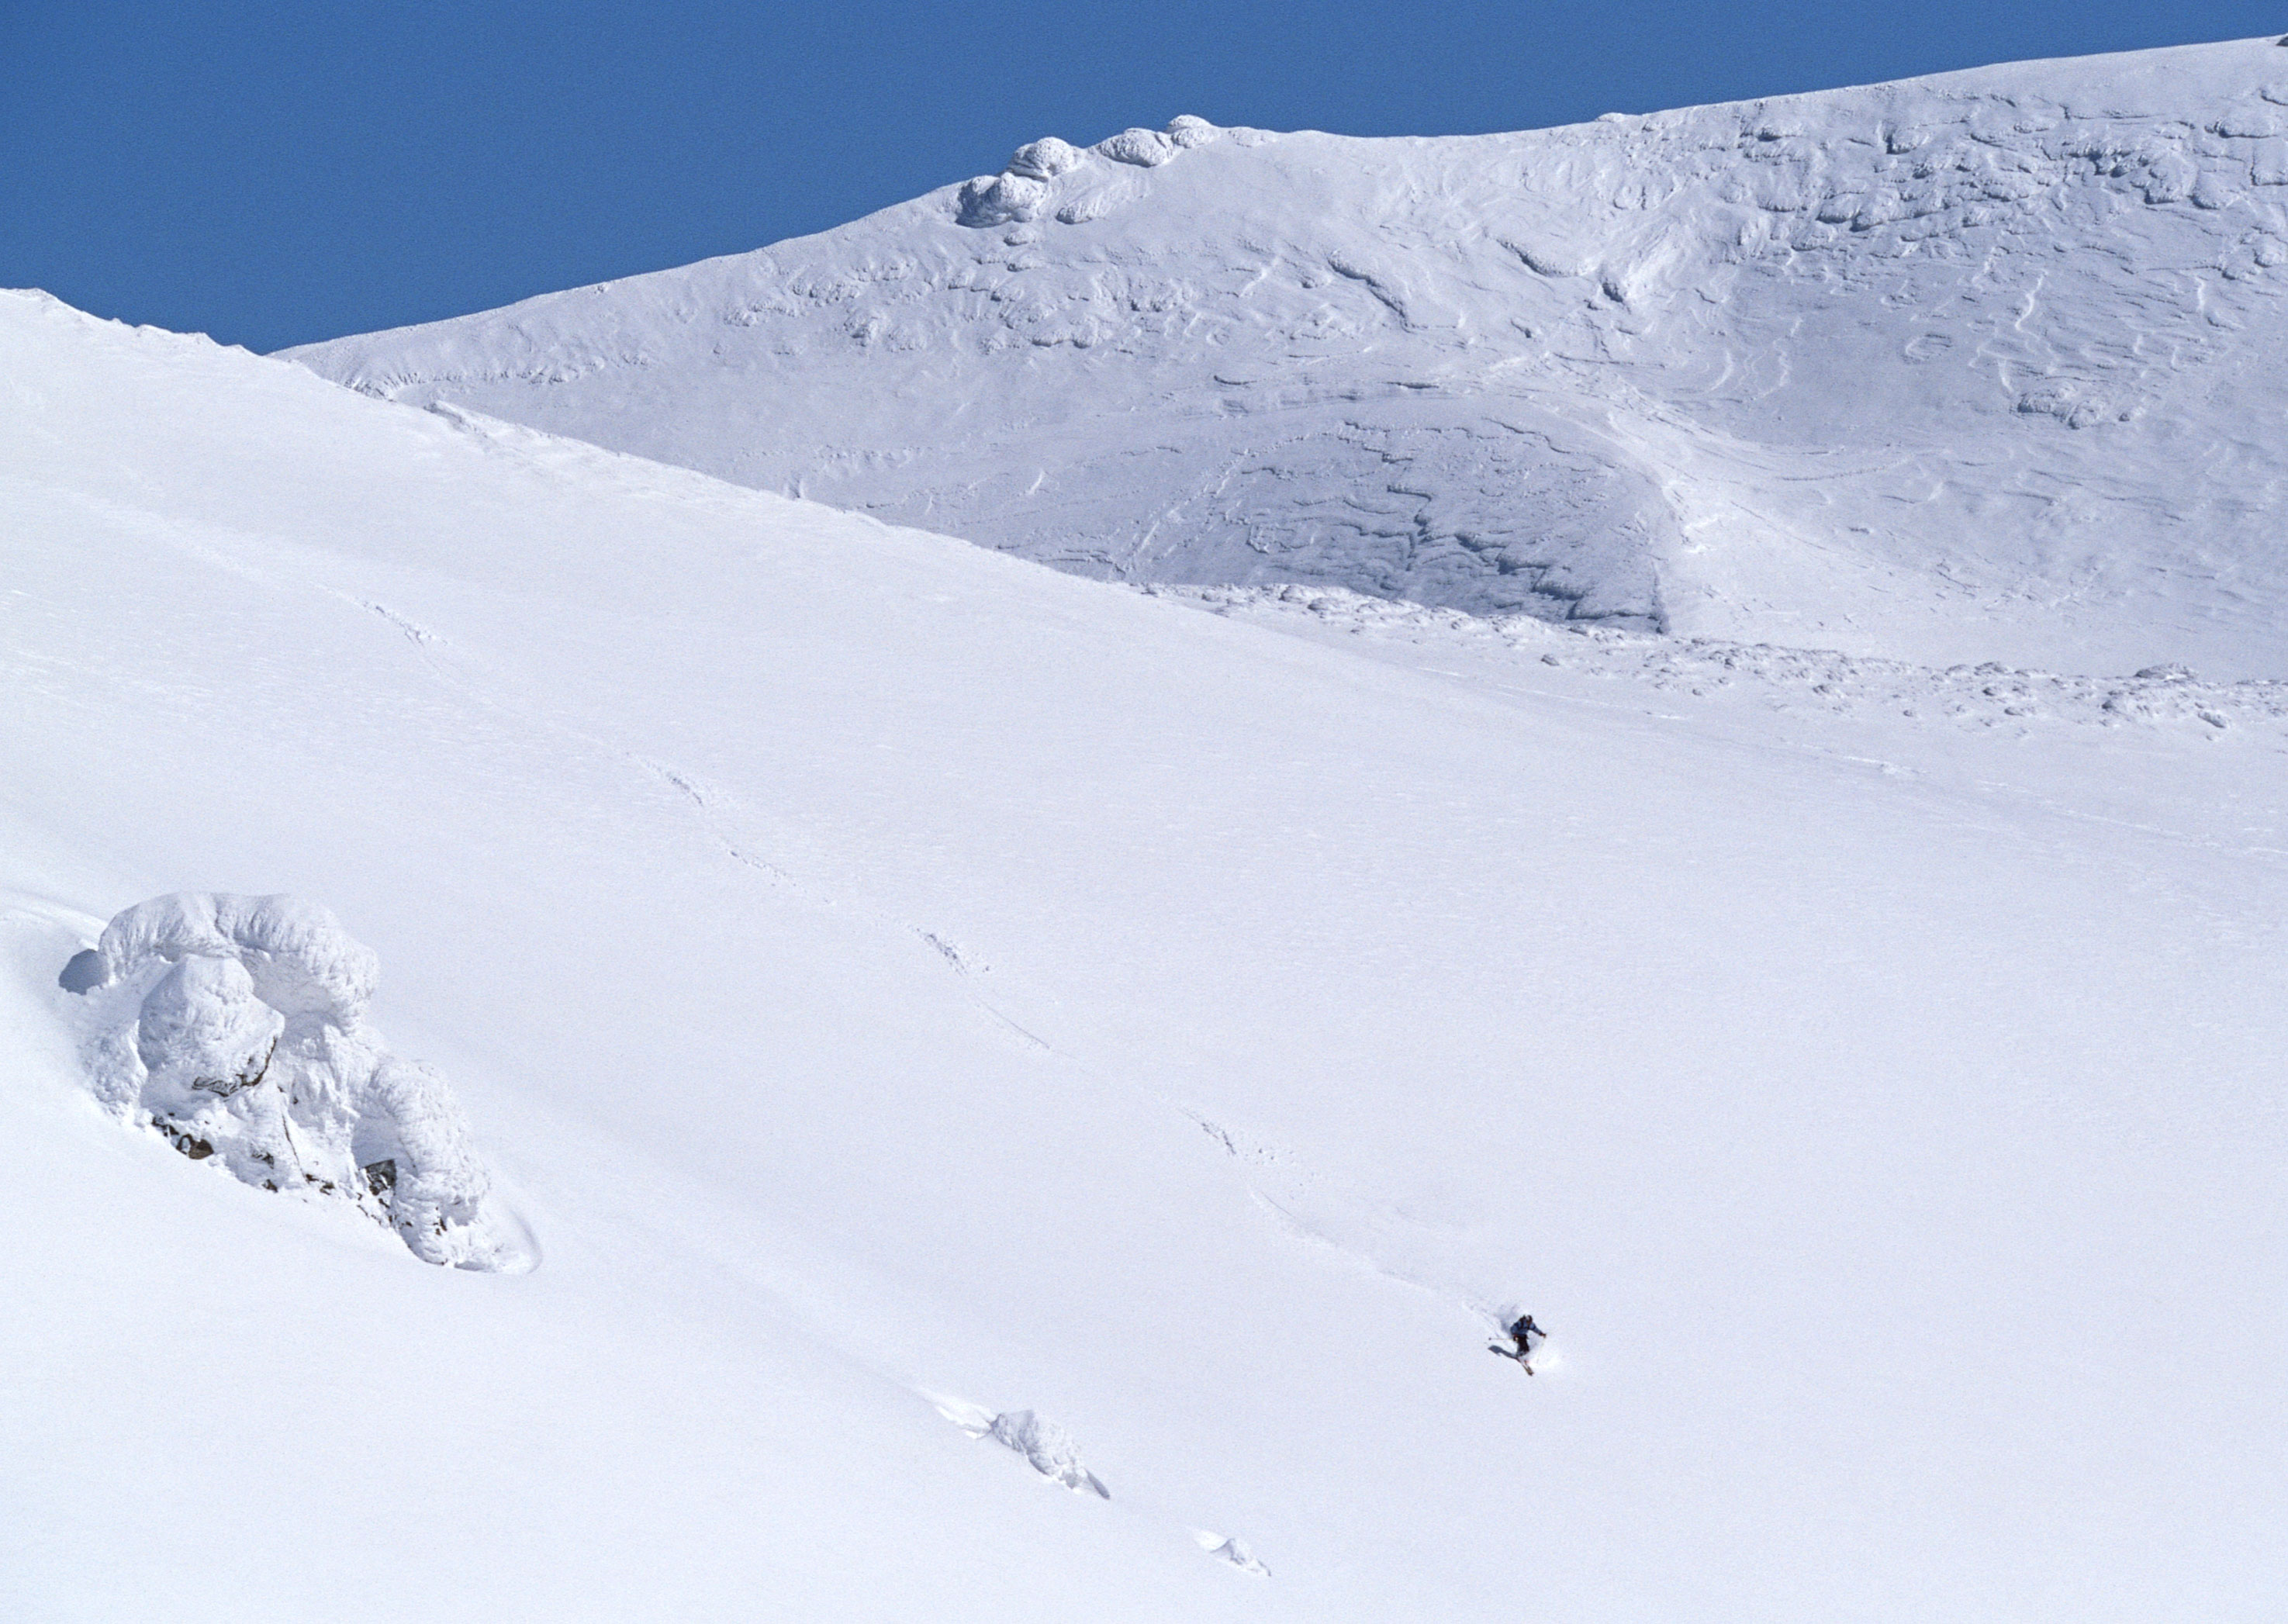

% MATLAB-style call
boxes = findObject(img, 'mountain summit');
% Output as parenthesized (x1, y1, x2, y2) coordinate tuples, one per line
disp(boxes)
(292, 37, 2288, 673)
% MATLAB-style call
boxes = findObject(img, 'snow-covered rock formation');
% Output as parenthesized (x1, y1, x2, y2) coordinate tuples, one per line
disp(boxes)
(289, 38, 2288, 676)
(66, 893, 524, 1270)
(985, 1408, 1111, 1498)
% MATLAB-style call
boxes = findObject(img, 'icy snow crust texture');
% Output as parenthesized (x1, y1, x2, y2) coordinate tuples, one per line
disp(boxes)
(294, 40, 2288, 676)
(69, 893, 525, 1271)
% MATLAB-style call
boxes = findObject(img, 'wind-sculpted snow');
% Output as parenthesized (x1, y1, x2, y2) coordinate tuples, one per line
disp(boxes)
(1164, 582, 2288, 734)
(932, 1397, 1115, 1497)
(292, 38, 2288, 675)
(67, 893, 528, 1271)
(985, 1409, 1112, 1498)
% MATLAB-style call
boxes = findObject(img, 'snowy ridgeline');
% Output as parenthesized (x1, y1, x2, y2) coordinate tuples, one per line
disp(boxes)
(286, 37, 2288, 675)
(63, 893, 530, 1272)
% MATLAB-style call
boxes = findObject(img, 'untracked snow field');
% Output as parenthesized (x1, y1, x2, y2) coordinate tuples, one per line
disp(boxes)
(5, 192, 2286, 1620)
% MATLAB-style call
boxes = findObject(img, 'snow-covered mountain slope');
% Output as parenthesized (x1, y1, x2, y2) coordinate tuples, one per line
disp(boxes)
(291, 36, 2288, 677)
(9, 289, 2288, 1619)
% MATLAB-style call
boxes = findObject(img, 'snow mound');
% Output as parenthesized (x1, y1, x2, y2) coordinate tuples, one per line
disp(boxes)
(956, 119, 1219, 226)
(1007, 136, 1086, 180)
(956, 172, 1049, 229)
(1193, 1529, 1270, 1576)
(67, 893, 529, 1271)
(1096, 126, 1178, 167)
(1164, 114, 1219, 150)
(984, 1408, 1111, 1498)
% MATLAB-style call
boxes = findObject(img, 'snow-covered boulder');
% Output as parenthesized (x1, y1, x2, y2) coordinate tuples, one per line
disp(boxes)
(133, 955, 282, 1107)
(67, 893, 529, 1270)
(354, 1057, 495, 1266)
(986, 1409, 1110, 1497)
(956, 172, 1049, 228)
(1163, 114, 1218, 150)
(1094, 126, 1177, 167)
(1007, 136, 1086, 180)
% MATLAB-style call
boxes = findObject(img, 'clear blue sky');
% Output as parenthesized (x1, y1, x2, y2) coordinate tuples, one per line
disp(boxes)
(2, 2, 2279, 351)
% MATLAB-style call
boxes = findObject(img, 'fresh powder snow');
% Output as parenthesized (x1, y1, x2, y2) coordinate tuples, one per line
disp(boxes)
(5, 35, 2288, 1624)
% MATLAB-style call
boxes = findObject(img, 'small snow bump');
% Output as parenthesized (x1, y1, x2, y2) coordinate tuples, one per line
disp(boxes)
(1194, 1529, 1270, 1576)
(1056, 192, 1118, 226)
(2210, 111, 2286, 137)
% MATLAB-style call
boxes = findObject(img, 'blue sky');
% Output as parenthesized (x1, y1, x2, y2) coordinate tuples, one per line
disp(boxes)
(2, 1, 2279, 351)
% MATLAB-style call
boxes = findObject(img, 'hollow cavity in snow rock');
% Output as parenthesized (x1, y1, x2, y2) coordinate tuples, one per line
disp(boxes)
(66, 893, 532, 1272)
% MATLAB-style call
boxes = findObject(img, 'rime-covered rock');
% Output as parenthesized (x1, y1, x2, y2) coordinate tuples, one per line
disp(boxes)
(1163, 114, 1218, 150)
(1007, 136, 1086, 180)
(68, 892, 528, 1270)
(1094, 126, 1177, 167)
(955, 172, 1049, 228)
(354, 1056, 494, 1265)
(986, 1409, 1109, 1498)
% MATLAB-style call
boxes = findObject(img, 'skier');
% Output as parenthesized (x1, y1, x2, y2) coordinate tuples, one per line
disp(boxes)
(1500, 1313, 1546, 1373)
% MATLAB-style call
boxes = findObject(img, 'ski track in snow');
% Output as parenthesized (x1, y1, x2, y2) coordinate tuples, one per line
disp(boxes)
(343, 510, 1066, 1073)
(304, 426, 2288, 1373)
(1180, 1104, 1519, 1354)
